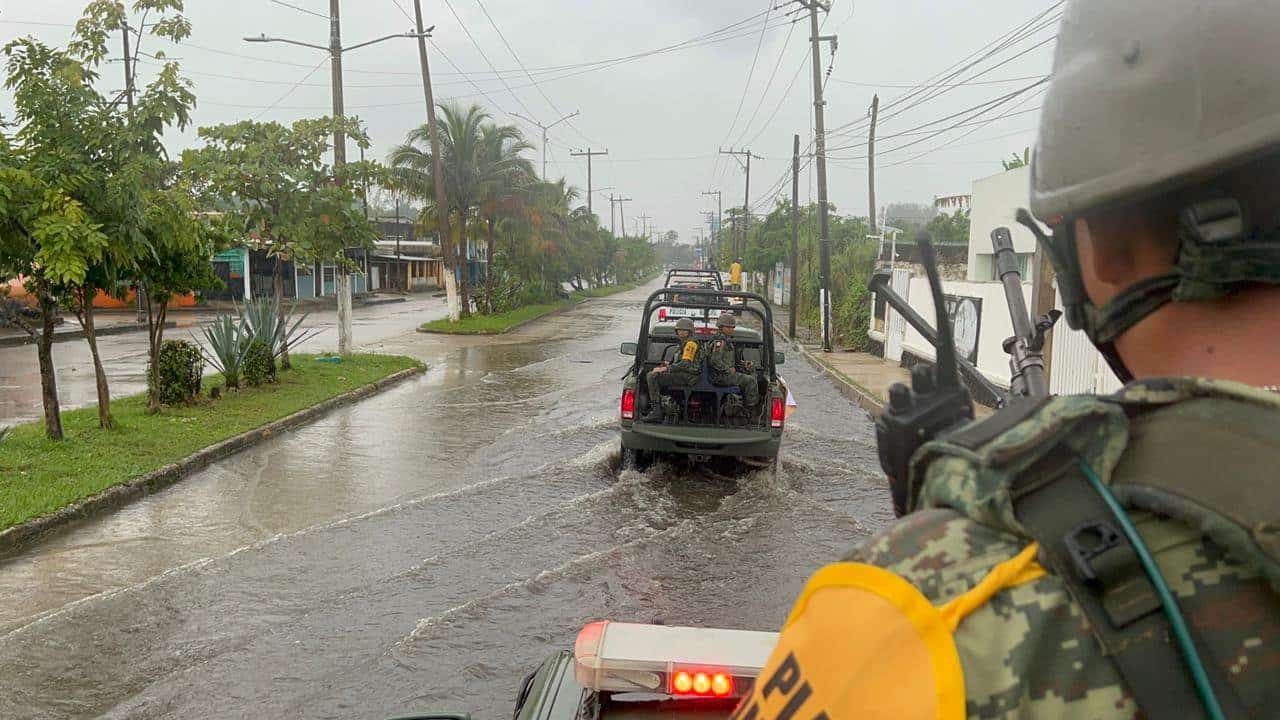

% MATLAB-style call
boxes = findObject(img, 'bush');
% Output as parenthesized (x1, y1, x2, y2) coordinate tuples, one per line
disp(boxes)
(148, 340, 204, 405)
(242, 338, 276, 386)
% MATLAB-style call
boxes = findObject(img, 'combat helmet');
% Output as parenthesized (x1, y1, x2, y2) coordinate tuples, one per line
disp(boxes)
(1028, 0, 1280, 379)
(716, 313, 737, 329)
(674, 317, 695, 332)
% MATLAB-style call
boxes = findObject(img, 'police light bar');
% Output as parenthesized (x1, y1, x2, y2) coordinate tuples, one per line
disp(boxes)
(573, 621, 778, 699)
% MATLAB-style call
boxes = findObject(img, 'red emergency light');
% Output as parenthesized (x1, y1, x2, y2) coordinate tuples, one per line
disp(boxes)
(670, 668, 734, 698)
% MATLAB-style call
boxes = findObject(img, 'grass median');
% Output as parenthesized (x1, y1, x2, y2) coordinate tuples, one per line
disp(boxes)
(419, 281, 644, 335)
(0, 353, 421, 532)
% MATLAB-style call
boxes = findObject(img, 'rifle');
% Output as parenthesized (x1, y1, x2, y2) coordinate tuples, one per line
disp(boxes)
(870, 229, 1060, 516)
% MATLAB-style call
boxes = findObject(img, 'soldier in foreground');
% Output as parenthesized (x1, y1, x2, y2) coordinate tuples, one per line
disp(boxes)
(739, 2, 1279, 718)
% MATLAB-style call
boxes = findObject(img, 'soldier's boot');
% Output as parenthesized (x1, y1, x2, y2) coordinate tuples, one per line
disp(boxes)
(640, 399, 664, 422)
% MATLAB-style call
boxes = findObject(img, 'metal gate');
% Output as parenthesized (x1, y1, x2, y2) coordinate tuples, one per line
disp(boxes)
(1049, 283, 1123, 394)
(884, 267, 910, 362)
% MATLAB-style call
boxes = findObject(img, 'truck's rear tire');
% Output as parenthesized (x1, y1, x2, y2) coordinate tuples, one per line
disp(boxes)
(620, 445, 647, 472)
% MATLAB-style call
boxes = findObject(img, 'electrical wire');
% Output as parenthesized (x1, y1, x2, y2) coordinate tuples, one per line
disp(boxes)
(388, 0, 417, 25)
(732, 12, 798, 147)
(711, 0, 777, 187)
(267, 0, 328, 20)
(437, 0, 538, 117)
(250, 56, 327, 120)
(830, 73, 1047, 88)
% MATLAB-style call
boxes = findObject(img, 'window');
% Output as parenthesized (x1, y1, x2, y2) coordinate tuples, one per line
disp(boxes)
(974, 252, 1031, 281)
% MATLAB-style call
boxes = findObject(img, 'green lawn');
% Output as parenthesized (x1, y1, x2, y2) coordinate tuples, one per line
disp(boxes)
(418, 280, 650, 335)
(0, 353, 421, 531)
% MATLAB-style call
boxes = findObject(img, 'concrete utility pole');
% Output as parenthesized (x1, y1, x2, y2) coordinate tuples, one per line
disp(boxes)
(569, 148, 608, 218)
(119, 22, 148, 324)
(791, 133, 800, 340)
(245, 5, 427, 345)
(613, 196, 632, 237)
(408, 0, 457, 319)
(638, 214, 652, 239)
(719, 148, 757, 260)
(701, 190, 722, 266)
(512, 110, 580, 179)
(797, 0, 837, 351)
(868, 94, 879, 237)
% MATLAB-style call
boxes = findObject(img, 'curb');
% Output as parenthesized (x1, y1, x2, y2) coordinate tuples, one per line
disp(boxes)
(0, 320, 177, 349)
(0, 364, 425, 555)
(771, 324, 886, 416)
(354, 296, 408, 308)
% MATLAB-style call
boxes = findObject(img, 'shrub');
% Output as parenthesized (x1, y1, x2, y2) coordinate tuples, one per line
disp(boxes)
(195, 313, 247, 389)
(242, 338, 276, 386)
(148, 340, 204, 405)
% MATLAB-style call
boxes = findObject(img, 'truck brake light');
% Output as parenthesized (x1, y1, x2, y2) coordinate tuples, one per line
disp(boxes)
(621, 388, 636, 420)
(658, 308, 668, 321)
(670, 669, 734, 697)
(770, 397, 784, 428)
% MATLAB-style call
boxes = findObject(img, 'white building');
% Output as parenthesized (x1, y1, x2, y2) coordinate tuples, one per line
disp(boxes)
(966, 166, 1038, 282)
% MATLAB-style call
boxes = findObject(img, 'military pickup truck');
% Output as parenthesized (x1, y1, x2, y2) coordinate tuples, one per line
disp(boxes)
(389, 621, 777, 720)
(617, 288, 786, 472)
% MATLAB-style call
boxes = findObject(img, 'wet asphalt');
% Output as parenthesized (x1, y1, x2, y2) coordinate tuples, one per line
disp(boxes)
(0, 281, 890, 719)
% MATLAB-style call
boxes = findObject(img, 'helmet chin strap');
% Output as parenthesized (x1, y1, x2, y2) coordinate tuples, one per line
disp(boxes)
(1019, 197, 1280, 385)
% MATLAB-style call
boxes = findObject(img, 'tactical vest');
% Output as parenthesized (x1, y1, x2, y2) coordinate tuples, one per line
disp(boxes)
(739, 378, 1279, 719)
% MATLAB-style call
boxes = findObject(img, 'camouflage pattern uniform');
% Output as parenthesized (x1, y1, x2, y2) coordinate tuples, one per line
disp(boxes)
(707, 330, 759, 408)
(853, 378, 1280, 718)
(644, 333, 701, 411)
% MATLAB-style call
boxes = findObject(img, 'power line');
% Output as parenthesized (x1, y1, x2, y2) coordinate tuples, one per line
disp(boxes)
(830, 73, 1047, 88)
(251, 56, 327, 120)
(711, 0, 777, 188)
(472, 0, 593, 146)
(437, 0, 538, 117)
(267, 0, 328, 20)
(732, 13, 798, 146)
(388, 0, 416, 25)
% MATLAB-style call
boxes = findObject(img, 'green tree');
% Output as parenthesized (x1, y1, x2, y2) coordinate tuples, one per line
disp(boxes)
(1001, 147, 1030, 171)
(390, 103, 533, 318)
(184, 116, 380, 361)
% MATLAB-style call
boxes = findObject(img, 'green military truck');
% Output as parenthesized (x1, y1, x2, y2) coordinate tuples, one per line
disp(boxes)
(617, 287, 786, 472)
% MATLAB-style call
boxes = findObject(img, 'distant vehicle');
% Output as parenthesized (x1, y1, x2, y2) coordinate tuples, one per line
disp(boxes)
(660, 268, 730, 325)
(618, 287, 786, 472)
(388, 621, 777, 720)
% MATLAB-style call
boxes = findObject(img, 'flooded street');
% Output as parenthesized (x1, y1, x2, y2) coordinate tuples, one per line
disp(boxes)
(0, 282, 891, 719)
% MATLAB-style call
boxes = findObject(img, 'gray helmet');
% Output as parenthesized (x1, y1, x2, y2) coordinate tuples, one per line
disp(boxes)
(1027, 0, 1280, 380)
(1031, 0, 1280, 220)
(716, 313, 736, 329)
(675, 317, 695, 332)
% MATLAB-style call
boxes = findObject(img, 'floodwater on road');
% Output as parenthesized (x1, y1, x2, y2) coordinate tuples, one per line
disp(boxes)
(0, 282, 891, 719)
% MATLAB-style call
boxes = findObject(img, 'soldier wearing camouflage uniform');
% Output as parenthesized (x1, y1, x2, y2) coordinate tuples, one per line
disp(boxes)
(707, 313, 759, 413)
(760, 2, 1280, 718)
(640, 318, 700, 423)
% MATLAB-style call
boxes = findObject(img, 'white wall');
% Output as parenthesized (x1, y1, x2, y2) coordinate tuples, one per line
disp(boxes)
(899, 278, 1032, 388)
(967, 166, 1040, 281)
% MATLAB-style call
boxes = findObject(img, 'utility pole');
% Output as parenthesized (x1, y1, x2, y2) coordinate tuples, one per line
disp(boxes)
(638, 214, 652, 239)
(119, 22, 147, 323)
(702, 190, 722, 268)
(245, 7, 428, 340)
(613, 196, 632, 237)
(609, 193, 616, 235)
(512, 110, 580, 179)
(408, 0, 456, 319)
(798, 0, 837, 351)
(791, 133, 800, 340)
(719, 148, 757, 260)
(394, 195, 402, 289)
(569, 148, 608, 218)
(868, 94, 879, 238)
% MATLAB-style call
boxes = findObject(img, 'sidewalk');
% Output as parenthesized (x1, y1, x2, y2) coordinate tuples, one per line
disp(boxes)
(770, 305, 991, 418)
(0, 315, 175, 349)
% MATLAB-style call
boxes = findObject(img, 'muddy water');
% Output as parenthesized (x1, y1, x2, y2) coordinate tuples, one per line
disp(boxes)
(0, 283, 891, 719)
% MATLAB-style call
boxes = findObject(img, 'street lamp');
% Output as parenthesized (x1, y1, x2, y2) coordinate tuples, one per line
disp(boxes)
(511, 110, 581, 178)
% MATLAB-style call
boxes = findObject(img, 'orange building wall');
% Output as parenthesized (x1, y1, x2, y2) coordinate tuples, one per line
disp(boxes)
(3, 278, 195, 308)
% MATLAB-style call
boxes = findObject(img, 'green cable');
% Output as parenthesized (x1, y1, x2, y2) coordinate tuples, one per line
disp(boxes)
(1075, 459, 1227, 720)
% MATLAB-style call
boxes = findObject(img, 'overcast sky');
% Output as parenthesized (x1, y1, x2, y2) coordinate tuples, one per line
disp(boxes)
(1, 0, 1058, 243)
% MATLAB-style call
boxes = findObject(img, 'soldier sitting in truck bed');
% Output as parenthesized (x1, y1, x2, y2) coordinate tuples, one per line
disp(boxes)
(640, 318, 700, 423)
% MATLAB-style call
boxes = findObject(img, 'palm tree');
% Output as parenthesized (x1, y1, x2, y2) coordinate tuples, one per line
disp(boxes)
(389, 103, 536, 317)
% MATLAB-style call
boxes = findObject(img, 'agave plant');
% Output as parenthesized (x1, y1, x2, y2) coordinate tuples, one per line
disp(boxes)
(238, 296, 320, 361)
(194, 313, 247, 388)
